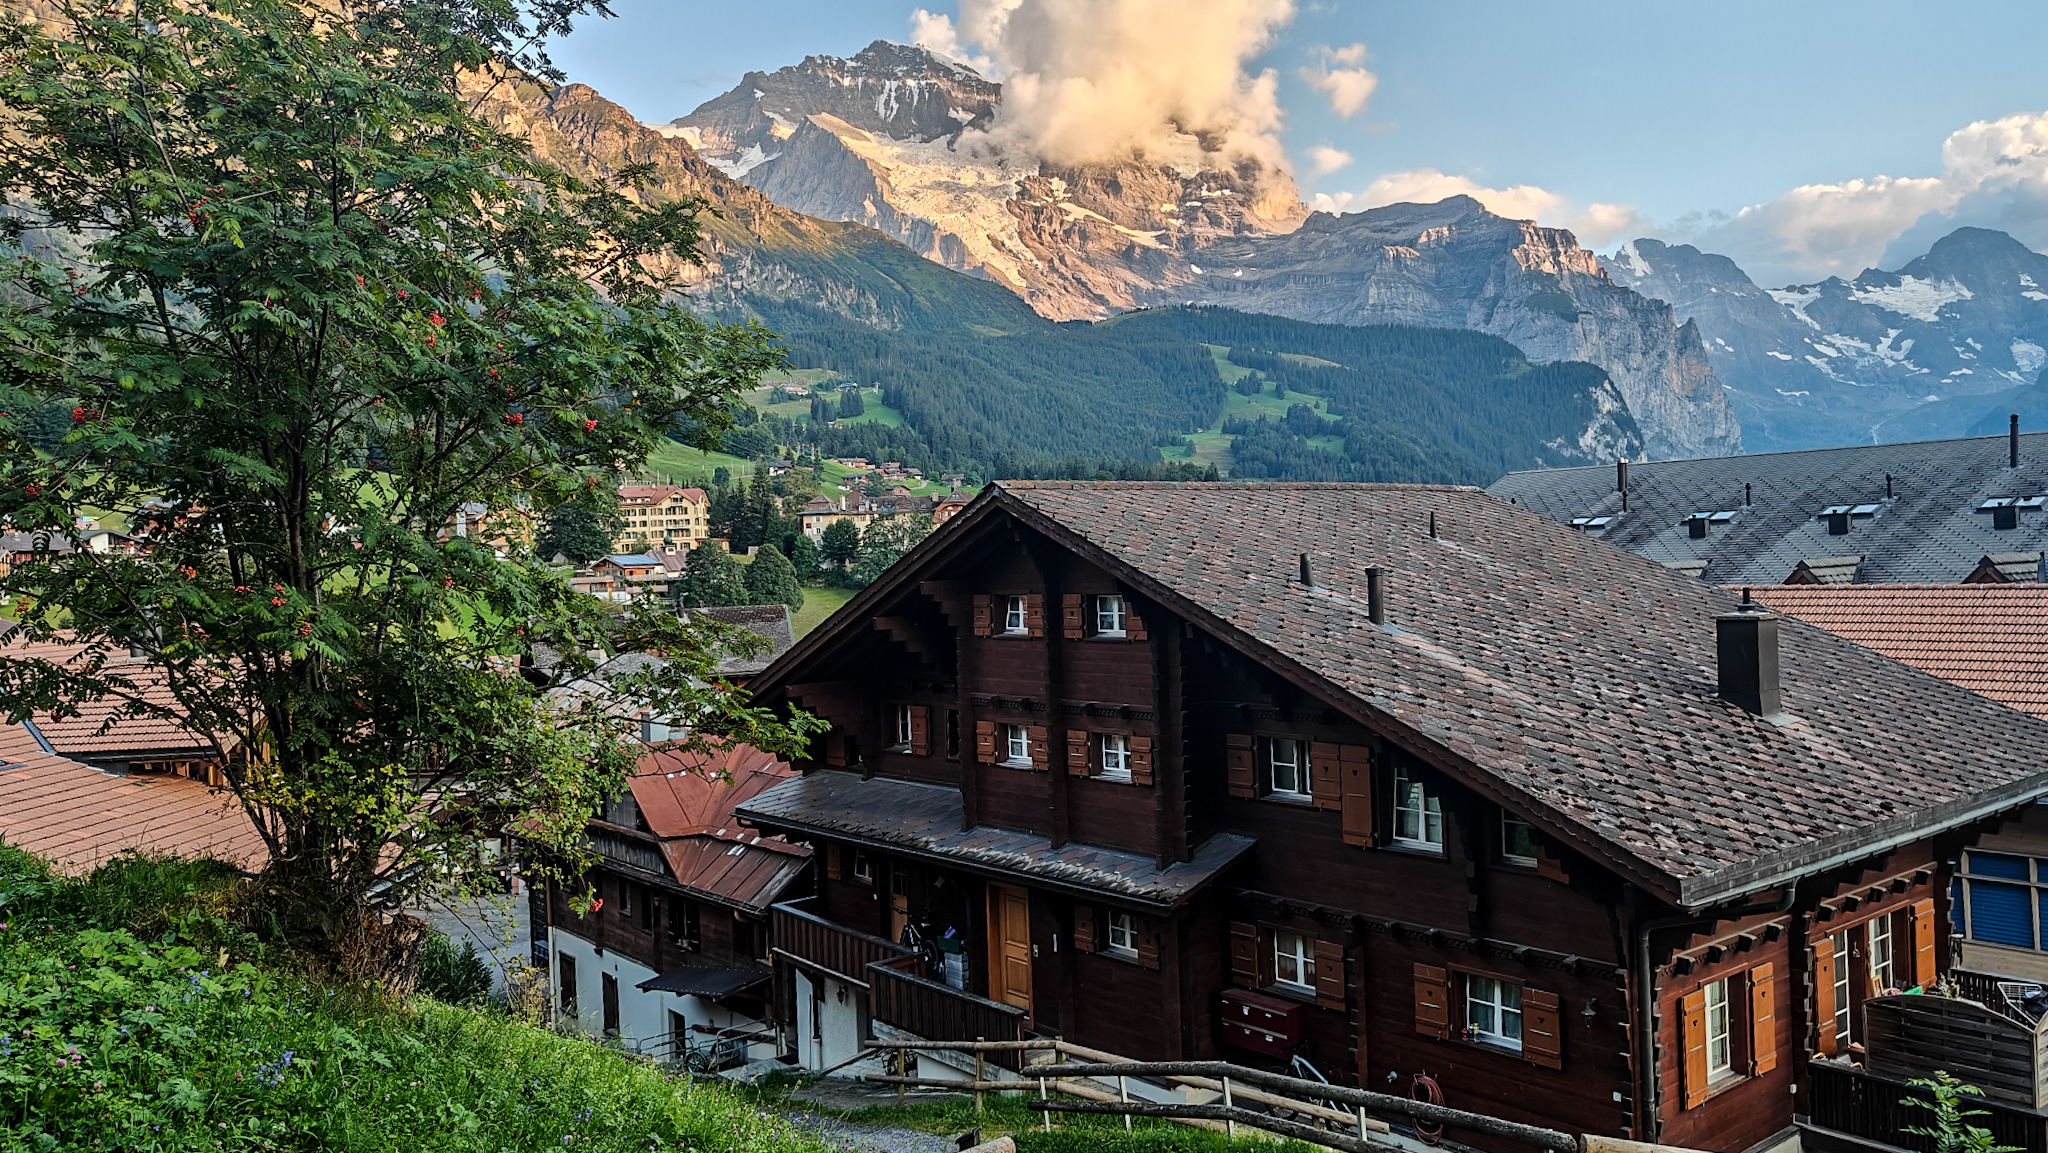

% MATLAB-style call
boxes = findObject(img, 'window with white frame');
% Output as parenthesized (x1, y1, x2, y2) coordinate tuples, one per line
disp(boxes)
(1394, 764, 1444, 850)
(1106, 911, 1137, 957)
(1465, 975, 1522, 1050)
(1501, 813, 1538, 866)
(1704, 977, 1733, 1077)
(1268, 738, 1308, 799)
(1870, 915, 1896, 992)
(1274, 930, 1314, 991)
(852, 851, 873, 883)
(895, 704, 914, 749)
(1095, 594, 1128, 636)
(1005, 724, 1031, 765)
(1003, 595, 1028, 634)
(1100, 734, 1132, 782)
(1830, 928, 1851, 1045)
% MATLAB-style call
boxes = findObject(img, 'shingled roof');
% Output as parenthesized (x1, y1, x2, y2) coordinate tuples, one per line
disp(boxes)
(1486, 430, 2048, 585)
(871, 480, 2048, 910)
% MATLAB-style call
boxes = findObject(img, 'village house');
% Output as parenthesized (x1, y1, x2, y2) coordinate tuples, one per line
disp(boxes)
(615, 485, 710, 555)
(732, 480, 2048, 1153)
(799, 495, 876, 543)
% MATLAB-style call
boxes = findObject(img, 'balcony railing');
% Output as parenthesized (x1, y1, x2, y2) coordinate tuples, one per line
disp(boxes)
(770, 901, 908, 983)
(1805, 1058, 2048, 1153)
(868, 953, 1027, 1070)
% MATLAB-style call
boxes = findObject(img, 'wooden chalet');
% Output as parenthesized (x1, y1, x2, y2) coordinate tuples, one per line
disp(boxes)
(733, 481, 2048, 1153)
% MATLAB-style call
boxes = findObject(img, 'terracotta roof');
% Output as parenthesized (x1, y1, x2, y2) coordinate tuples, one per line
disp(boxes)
(0, 721, 267, 875)
(628, 743, 810, 913)
(0, 633, 226, 763)
(1743, 585, 2048, 722)
(764, 481, 2048, 910)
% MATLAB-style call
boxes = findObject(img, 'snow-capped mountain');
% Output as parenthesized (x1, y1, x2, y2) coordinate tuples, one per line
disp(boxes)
(1603, 229, 2048, 451)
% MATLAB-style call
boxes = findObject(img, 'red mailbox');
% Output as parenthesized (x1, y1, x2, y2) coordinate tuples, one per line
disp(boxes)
(1219, 988, 1300, 1057)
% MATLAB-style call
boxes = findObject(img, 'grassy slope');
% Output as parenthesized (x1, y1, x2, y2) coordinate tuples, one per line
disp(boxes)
(1166, 347, 1339, 468)
(791, 587, 855, 638)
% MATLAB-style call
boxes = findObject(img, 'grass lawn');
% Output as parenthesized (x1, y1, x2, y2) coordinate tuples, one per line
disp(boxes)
(641, 439, 755, 485)
(791, 586, 856, 637)
(1166, 348, 1336, 471)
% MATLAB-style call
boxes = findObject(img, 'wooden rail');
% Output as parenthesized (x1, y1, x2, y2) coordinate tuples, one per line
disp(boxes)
(1806, 1057, 2048, 1153)
(867, 954, 1027, 1071)
(770, 901, 907, 987)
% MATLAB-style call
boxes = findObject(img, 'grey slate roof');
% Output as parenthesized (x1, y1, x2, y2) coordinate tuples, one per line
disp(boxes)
(1486, 431, 2048, 585)
(736, 770, 1256, 910)
(688, 605, 796, 676)
(970, 481, 2048, 909)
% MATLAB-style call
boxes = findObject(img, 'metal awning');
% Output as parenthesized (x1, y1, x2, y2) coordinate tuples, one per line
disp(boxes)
(635, 963, 771, 999)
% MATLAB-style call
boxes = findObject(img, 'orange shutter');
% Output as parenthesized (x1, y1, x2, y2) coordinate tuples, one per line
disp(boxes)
(1340, 744, 1373, 845)
(1066, 730, 1090, 776)
(1028, 725, 1049, 771)
(1073, 905, 1096, 953)
(1137, 918, 1162, 971)
(1681, 988, 1710, 1109)
(1749, 963, 1777, 1075)
(1025, 594, 1045, 638)
(975, 720, 996, 764)
(909, 706, 930, 757)
(1314, 939, 1346, 1011)
(1062, 594, 1085, 639)
(1413, 964, 1450, 1038)
(1310, 742, 1343, 811)
(1226, 734, 1255, 798)
(1229, 922, 1259, 986)
(1814, 936, 1838, 1057)
(1127, 608, 1148, 641)
(1536, 844, 1571, 885)
(1130, 735, 1154, 786)
(824, 732, 847, 767)
(1910, 899, 1937, 988)
(1523, 987, 1562, 1070)
(972, 594, 993, 637)
(825, 843, 842, 880)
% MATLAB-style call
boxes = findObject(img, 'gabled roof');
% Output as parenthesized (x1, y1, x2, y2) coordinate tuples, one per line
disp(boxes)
(1786, 555, 1863, 585)
(686, 605, 796, 677)
(1966, 552, 2045, 584)
(628, 743, 810, 914)
(761, 481, 2048, 910)
(1744, 585, 2048, 722)
(1488, 431, 2048, 585)
(0, 633, 227, 763)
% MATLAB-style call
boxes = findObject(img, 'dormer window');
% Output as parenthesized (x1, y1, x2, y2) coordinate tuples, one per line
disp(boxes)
(1095, 594, 1128, 637)
(1004, 596, 1028, 634)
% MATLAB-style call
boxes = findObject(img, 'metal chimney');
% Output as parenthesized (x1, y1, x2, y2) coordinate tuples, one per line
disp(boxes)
(1717, 593, 1783, 718)
(1365, 566, 1386, 625)
(2012, 414, 2021, 469)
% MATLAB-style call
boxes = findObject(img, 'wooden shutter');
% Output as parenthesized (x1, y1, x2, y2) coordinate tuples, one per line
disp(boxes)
(824, 732, 848, 767)
(1066, 730, 1091, 776)
(1127, 608, 1148, 641)
(1074, 905, 1096, 953)
(1062, 594, 1085, 639)
(1813, 936, 1838, 1057)
(1226, 734, 1255, 798)
(1028, 725, 1049, 771)
(1229, 922, 1259, 987)
(1749, 964, 1777, 1075)
(1523, 987, 1562, 1070)
(1910, 898, 1938, 988)
(1413, 964, 1450, 1038)
(1681, 988, 1710, 1109)
(1025, 594, 1045, 638)
(1310, 742, 1343, 811)
(1130, 735, 1154, 786)
(909, 706, 931, 757)
(1536, 844, 1571, 885)
(975, 720, 996, 763)
(972, 594, 993, 636)
(825, 843, 842, 880)
(1340, 744, 1374, 845)
(1313, 939, 1346, 1011)
(1136, 917, 1161, 971)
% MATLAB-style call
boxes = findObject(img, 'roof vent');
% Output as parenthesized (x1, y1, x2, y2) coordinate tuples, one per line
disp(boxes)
(2013, 414, 2022, 469)
(1717, 592, 1783, 718)
(1365, 566, 1386, 626)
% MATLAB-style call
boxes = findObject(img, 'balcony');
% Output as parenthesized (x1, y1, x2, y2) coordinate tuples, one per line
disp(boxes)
(1805, 1058, 2048, 1153)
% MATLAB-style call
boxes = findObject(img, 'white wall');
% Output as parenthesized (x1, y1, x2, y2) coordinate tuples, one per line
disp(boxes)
(792, 968, 866, 1072)
(550, 927, 776, 1063)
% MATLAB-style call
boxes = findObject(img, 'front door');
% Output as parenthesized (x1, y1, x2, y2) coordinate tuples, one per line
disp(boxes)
(987, 883, 1033, 1019)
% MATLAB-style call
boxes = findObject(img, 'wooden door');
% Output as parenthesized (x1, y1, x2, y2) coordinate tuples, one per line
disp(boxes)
(987, 883, 1034, 1018)
(890, 865, 912, 944)
(601, 973, 620, 1037)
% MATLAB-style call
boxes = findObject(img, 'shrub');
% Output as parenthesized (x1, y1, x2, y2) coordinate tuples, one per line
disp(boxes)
(417, 929, 493, 1005)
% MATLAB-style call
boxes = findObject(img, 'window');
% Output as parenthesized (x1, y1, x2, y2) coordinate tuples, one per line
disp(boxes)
(1274, 930, 1314, 991)
(1501, 814, 1538, 866)
(1106, 911, 1137, 957)
(852, 850, 873, 884)
(1394, 764, 1444, 850)
(1869, 915, 1896, 993)
(1003, 595, 1027, 634)
(1005, 724, 1031, 765)
(895, 704, 914, 749)
(670, 900, 701, 951)
(1958, 851, 2044, 949)
(1830, 929, 1850, 1046)
(1704, 978, 1733, 1077)
(1100, 734, 1132, 782)
(618, 879, 631, 918)
(1465, 975, 1522, 1050)
(1268, 738, 1308, 799)
(558, 953, 578, 1015)
(1095, 594, 1128, 636)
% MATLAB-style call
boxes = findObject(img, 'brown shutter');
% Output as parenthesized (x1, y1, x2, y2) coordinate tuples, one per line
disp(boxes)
(1227, 734, 1255, 798)
(1313, 939, 1346, 1011)
(1910, 898, 1937, 988)
(1130, 735, 1154, 786)
(1536, 844, 1571, 885)
(975, 720, 996, 763)
(1066, 730, 1091, 776)
(1413, 963, 1450, 1038)
(1310, 742, 1343, 811)
(1028, 725, 1049, 771)
(824, 732, 847, 767)
(1062, 594, 1084, 639)
(1813, 935, 1838, 1057)
(1340, 744, 1373, 845)
(972, 594, 993, 637)
(1749, 963, 1777, 1075)
(1074, 905, 1096, 953)
(1229, 922, 1259, 987)
(909, 706, 930, 757)
(825, 843, 842, 880)
(1523, 987, 1562, 1069)
(1681, 988, 1711, 1109)
(1025, 593, 1045, 638)
(1136, 917, 1161, 971)
(1127, 608, 1148, 641)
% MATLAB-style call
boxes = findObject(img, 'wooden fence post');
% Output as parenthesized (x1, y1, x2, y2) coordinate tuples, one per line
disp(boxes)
(1223, 1076, 1234, 1140)
(976, 1038, 986, 1115)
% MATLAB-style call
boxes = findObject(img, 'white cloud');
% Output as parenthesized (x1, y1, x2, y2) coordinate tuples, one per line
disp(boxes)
(1305, 144, 1353, 175)
(1310, 167, 1646, 246)
(908, 9, 997, 74)
(1299, 42, 1376, 118)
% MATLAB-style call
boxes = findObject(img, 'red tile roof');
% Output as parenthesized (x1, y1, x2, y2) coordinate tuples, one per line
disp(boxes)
(628, 743, 810, 913)
(1744, 584, 2048, 722)
(0, 632, 227, 762)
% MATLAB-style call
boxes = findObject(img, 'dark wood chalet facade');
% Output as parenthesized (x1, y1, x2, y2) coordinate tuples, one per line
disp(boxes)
(734, 481, 2048, 1152)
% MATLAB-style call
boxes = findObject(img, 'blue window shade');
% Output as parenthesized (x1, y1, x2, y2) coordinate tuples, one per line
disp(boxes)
(1953, 879, 1968, 939)
(1971, 881, 2035, 948)
(1969, 852, 2032, 880)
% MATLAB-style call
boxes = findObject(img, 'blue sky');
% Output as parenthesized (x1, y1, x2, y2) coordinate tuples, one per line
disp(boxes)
(549, 1, 2048, 285)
